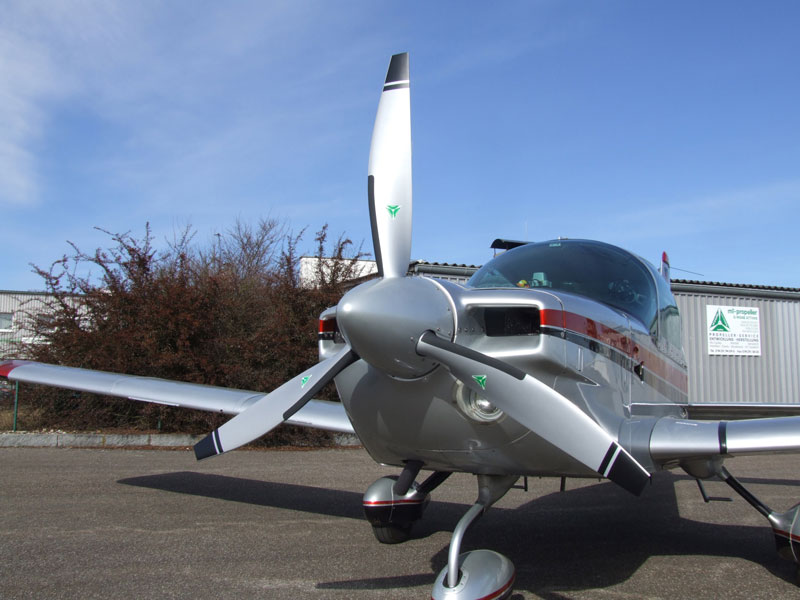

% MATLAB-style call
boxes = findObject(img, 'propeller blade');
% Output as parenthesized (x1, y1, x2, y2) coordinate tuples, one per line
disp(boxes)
(194, 345, 357, 460)
(416, 332, 650, 495)
(368, 52, 412, 279)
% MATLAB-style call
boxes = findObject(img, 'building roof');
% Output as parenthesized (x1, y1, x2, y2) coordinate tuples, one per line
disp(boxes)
(671, 279, 800, 293)
(409, 260, 482, 270)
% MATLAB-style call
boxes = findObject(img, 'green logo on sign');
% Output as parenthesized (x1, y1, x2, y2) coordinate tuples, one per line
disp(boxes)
(472, 375, 487, 390)
(300, 375, 312, 389)
(709, 309, 730, 332)
(386, 205, 400, 219)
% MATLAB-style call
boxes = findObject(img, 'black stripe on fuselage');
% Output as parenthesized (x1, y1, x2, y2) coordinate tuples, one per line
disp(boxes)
(543, 326, 688, 404)
(561, 329, 633, 372)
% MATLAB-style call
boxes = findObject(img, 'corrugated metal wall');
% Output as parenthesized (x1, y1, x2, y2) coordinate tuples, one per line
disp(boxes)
(674, 288, 800, 406)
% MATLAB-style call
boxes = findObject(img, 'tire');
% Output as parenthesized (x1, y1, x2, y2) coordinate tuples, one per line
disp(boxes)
(372, 524, 411, 544)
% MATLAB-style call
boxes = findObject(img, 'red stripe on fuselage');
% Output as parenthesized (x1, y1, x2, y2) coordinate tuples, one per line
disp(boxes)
(540, 309, 687, 395)
(563, 311, 632, 355)
(634, 343, 688, 393)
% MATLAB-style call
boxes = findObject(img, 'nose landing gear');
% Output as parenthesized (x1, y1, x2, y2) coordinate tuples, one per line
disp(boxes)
(365, 468, 518, 599)
(431, 474, 518, 600)
(431, 549, 514, 600)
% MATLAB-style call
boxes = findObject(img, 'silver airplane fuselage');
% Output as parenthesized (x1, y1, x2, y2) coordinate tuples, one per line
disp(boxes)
(320, 240, 688, 479)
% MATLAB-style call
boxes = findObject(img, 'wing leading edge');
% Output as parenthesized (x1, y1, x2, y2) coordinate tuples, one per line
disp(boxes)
(650, 416, 800, 464)
(0, 360, 355, 434)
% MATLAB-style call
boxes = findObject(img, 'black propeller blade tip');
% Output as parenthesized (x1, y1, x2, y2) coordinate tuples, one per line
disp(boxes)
(385, 53, 409, 85)
(194, 431, 221, 461)
(603, 448, 650, 496)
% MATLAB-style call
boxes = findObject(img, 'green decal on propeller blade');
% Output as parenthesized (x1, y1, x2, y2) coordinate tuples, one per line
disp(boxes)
(386, 205, 400, 219)
(472, 375, 487, 390)
(300, 375, 312, 389)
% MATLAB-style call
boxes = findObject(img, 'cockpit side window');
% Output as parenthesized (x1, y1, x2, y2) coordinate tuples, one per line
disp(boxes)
(468, 240, 659, 329)
(654, 270, 683, 351)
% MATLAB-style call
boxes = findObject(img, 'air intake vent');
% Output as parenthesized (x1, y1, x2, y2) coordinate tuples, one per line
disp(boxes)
(483, 307, 540, 337)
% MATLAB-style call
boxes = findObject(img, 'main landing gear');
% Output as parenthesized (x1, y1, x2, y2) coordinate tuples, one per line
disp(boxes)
(363, 461, 451, 544)
(363, 464, 518, 600)
(719, 466, 800, 585)
(688, 459, 800, 585)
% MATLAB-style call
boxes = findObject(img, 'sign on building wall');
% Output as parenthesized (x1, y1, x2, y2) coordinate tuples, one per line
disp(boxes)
(706, 305, 761, 356)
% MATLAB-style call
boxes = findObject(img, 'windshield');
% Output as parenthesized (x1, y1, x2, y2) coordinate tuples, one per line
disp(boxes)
(468, 240, 658, 329)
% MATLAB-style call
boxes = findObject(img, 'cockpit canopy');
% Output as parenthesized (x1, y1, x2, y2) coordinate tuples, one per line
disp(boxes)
(468, 239, 681, 351)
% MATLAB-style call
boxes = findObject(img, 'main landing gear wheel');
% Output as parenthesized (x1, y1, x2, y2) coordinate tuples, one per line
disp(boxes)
(362, 474, 428, 544)
(363, 467, 452, 545)
(371, 523, 411, 544)
(431, 550, 515, 600)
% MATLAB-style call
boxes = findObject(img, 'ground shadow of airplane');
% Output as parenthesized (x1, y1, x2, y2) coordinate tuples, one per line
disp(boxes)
(119, 468, 796, 596)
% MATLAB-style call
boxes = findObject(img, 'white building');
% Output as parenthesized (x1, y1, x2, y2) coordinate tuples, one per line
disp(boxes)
(0, 291, 55, 359)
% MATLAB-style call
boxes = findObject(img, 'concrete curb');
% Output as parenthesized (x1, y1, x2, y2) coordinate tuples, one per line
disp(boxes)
(0, 431, 361, 448)
(0, 432, 202, 448)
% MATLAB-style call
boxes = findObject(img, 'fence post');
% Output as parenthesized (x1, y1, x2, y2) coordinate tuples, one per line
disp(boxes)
(13, 380, 19, 432)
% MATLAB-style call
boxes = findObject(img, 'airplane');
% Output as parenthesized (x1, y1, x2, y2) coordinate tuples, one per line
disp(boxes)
(2, 52, 800, 600)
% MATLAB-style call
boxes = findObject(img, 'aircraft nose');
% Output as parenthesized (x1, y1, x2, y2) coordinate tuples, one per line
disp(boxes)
(337, 277, 455, 379)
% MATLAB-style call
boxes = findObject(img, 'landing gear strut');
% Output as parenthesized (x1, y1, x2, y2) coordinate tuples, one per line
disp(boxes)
(687, 459, 800, 585)
(431, 474, 518, 600)
(717, 465, 800, 570)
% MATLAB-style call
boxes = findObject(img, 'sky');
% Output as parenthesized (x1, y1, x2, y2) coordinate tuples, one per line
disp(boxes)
(2, 1, 799, 291)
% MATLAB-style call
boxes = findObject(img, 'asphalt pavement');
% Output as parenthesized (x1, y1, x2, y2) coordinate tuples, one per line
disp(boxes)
(2, 447, 800, 599)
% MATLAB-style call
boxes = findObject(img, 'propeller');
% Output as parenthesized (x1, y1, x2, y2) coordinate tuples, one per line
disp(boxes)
(194, 345, 356, 459)
(194, 53, 651, 497)
(193, 53, 412, 459)
(415, 332, 651, 495)
(368, 52, 412, 279)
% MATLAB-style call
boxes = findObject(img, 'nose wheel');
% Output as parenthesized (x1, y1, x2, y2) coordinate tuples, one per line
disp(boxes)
(431, 474, 518, 600)
(431, 549, 514, 600)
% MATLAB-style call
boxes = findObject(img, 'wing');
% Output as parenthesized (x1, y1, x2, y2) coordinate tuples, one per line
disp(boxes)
(0, 360, 355, 434)
(650, 415, 800, 464)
